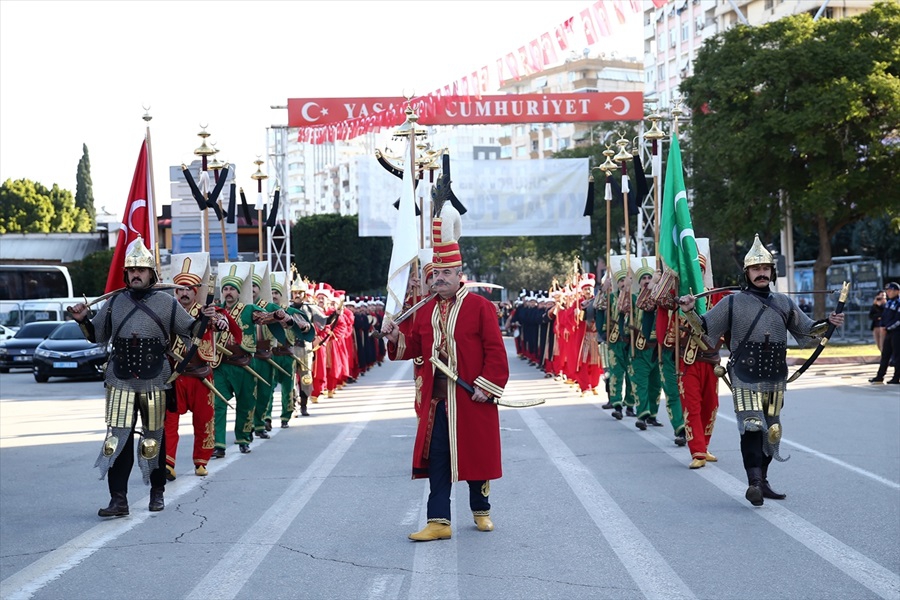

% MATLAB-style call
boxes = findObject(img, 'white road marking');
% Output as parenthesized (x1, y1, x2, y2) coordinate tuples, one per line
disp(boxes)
(408, 485, 458, 600)
(716, 412, 900, 490)
(519, 408, 698, 600)
(607, 406, 900, 600)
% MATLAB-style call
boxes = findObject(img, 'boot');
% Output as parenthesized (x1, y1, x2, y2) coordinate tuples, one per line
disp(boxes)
(149, 487, 165, 512)
(745, 467, 764, 506)
(300, 393, 309, 416)
(473, 514, 494, 532)
(408, 522, 452, 541)
(761, 458, 786, 500)
(264, 418, 273, 432)
(98, 491, 129, 517)
(635, 417, 647, 431)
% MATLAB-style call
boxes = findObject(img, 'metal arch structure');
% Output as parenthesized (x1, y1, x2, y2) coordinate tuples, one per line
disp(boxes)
(266, 125, 292, 273)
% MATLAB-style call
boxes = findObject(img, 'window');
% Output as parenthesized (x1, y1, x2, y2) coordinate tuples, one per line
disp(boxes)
(516, 125, 525, 136)
(658, 64, 665, 81)
(544, 137, 553, 150)
(682, 22, 689, 41)
(516, 146, 527, 157)
(531, 140, 539, 152)
(764, 0, 773, 9)
(669, 28, 676, 47)
(501, 146, 512, 159)
(559, 138, 570, 150)
(477, 151, 486, 160)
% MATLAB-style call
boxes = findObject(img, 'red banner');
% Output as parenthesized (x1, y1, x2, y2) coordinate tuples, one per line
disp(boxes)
(288, 92, 643, 128)
(105, 139, 153, 293)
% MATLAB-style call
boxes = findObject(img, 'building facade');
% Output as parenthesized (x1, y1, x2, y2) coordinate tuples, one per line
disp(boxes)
(643, 0, 876, 109)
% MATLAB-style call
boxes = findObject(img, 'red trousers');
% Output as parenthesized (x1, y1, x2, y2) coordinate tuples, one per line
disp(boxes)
(311, 346, 327, 397)
(680, 361, 719, 460)
(164, 375, 215, 468)
(576, 362, 603, 392)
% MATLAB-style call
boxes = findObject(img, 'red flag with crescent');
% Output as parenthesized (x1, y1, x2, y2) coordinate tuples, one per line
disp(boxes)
(104, 139, 154, 293)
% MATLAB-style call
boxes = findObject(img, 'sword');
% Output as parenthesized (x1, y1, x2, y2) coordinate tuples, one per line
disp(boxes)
(429, 356, 544, 408)
(167, 350, 233, 408)
(68, 283, 189, 312)
(373, 293, 438, 339)
(264, 355, 293, 378)
(242, 363, 270, 387)
(215, 344, 270, 386)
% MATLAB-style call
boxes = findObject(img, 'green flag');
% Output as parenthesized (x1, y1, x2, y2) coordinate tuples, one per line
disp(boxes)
(658, 132, 707, 314)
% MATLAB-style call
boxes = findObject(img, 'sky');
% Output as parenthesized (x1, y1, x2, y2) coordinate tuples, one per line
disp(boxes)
(0, 0, 642, 221)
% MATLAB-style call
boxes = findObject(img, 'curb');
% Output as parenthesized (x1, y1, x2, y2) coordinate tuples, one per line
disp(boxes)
(785, 355, 881, 366)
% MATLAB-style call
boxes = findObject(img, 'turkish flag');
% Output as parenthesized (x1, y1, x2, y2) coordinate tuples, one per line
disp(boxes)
(580, 8, 599, 46)
(541, 33, 558, 65)
(105, 139, 154, 293)
(593, 1, 612, 37)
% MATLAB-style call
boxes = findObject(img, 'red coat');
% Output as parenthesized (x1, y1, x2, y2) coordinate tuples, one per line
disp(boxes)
(389, 286, 509, 482)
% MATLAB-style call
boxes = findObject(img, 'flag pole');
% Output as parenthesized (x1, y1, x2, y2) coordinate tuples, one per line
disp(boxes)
(599, 145, 618, 357)
(614, 134, 635, 357)
(252, 159, 268, 262)
(142, 109, 161, 273)
(643, 101, 666, 261)
(208, 146, 230, 260)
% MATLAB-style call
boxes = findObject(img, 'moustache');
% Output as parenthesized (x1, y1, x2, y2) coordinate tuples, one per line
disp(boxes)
(754, 276, 770, 282)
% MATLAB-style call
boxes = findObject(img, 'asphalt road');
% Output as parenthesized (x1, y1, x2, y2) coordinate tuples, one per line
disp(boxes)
(1, 340, 898, 600)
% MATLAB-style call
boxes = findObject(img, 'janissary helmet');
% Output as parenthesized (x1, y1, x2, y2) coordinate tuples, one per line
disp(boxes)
(169, 252, 210, 302)
(122, 236, 158, 286)
(743, 233, 777, 283)
(432, 216, 463, 270)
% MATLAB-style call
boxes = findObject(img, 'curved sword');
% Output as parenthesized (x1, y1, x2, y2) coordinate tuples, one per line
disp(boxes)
(786, 281, 850, 383)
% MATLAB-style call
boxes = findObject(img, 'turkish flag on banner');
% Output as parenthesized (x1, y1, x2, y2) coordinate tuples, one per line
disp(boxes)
(541, 33, 558, 65)
(105, 139, 154, 293)
(580, 8, 599, 46)
(593, 1, 612, 37)
(612, 0, 629, 24)
(505, 52, 520, 80)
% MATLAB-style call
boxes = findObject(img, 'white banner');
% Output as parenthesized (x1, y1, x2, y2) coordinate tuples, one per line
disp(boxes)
(357, 157, 590, 237)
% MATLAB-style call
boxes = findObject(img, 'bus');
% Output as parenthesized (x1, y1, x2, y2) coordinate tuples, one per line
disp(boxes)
(0, 265, 77, 329)
(0, 264, 74, 301)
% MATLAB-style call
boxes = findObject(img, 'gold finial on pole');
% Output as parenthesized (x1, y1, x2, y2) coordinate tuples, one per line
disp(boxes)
(252, 158, 268, 261)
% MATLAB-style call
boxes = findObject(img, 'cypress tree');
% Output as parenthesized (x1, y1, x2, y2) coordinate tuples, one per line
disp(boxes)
(75, 143, 96, 227)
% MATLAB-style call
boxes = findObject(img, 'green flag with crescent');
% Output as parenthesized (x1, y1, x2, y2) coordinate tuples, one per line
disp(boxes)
(658, 132, 707, 314)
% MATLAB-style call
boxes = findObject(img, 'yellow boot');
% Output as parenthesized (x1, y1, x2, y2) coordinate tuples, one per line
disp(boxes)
(705, 452, 718, 462)
(408, 522, 452, 541)
(689, 458, 706, 469)
(310, 396, 318, 404)
(473, 515, 494, 532)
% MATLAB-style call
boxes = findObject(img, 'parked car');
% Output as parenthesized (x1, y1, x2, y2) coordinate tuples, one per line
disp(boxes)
(32, 321, 108, 382)
(0, 324, 13, 342)
(0, 321, 65, 372)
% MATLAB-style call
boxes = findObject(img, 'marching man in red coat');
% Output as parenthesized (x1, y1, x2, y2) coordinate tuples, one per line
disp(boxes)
(382, 223, 509, 542)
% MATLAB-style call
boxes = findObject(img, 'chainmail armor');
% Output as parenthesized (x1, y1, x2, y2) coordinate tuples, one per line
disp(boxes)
(701, 290, 824, 461)
(90, 289, 198, 392)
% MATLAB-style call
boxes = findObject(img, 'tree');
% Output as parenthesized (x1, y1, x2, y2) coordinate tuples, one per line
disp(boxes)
(69, 248, 114, 296)
(681, 1, 900, 317)
(75, 143, 96, 228)
(0, 178, 91, 233)
(292, 213, 391, 293)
